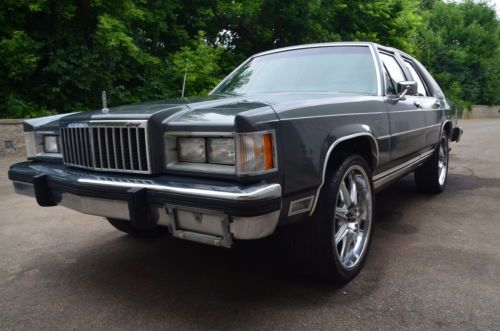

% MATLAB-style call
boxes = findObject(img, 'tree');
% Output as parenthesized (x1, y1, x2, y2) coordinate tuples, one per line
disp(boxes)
(415, 0, 500, 107)
(0, 0, 498, 118)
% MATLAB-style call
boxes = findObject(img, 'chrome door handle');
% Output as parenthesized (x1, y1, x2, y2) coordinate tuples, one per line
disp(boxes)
(434, 100, 441, 107)
(414, 100, 422, 108)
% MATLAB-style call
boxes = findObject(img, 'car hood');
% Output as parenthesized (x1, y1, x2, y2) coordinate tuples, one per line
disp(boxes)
(33, 92, 379, 131)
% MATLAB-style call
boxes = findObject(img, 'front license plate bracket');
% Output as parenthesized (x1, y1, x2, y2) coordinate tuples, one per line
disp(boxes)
(165, 205, 233, 248)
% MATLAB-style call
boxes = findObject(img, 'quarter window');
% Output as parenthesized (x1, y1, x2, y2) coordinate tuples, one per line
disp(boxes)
(404, 61, 429, 96)
(380, 53, 407, 95)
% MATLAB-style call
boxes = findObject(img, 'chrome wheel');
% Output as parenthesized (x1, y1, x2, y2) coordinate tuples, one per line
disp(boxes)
(438, 139, 448, 186)
(333, 165, 372, 269)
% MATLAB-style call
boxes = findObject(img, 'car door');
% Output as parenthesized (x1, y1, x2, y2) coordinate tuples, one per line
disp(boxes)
(401, 57, 442, 148)
(379, 50, 427, 161)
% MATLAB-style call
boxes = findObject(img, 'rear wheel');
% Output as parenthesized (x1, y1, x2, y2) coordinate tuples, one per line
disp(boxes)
(414, 133, 449, 193)
(293, 154, 374, 282)
(107, 218, 169, 237)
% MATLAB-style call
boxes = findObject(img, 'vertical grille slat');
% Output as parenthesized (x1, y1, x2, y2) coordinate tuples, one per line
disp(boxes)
(127, 127, 134, 170)
(69, 128, 76, 165)
(136, 128, 142, 171)
(60, 122, 150, 174)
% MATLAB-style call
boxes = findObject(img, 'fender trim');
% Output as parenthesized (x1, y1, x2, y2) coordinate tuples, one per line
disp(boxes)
(309, 132, 379, 216)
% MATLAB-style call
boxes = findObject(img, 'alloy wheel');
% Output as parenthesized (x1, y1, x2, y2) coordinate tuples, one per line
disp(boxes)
(333, 165, 372, 269)
(438, 139, 448, 186)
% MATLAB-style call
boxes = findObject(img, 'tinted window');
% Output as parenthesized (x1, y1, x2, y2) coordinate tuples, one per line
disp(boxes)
(380, 53, 406, 94)
(404, 60, 428, 96)
(213, 46, 378, 96)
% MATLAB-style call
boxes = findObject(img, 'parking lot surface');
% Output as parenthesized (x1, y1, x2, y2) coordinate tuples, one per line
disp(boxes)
(0, 119, 499, 330)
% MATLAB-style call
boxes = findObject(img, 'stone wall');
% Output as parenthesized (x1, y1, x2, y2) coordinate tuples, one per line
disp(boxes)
(467, 105, 500, 119)
(0, 119, 25, 158)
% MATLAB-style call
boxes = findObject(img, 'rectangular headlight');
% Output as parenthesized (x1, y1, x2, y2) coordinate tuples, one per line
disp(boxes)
(236, 131, 277, 175)
(178, 137, 206, 163)
(43, 135, 59, 153)
(208, 138, 235, 165)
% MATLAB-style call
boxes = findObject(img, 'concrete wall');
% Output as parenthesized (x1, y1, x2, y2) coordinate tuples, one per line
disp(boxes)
(0, 119, 25, 158)
(467, 105, 500, 119)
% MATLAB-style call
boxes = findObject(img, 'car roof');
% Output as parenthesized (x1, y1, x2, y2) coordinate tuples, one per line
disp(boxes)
(252, 41, 403, 58)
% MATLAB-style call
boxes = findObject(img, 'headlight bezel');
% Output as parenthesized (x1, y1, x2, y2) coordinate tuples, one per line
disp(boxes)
(164, 130, 277, 177)
(25, 131, 62, 159)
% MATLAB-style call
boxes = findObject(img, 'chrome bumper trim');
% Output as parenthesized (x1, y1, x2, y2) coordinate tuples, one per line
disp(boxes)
(77, 178, 282, 201)
(12, 181, 282, 244)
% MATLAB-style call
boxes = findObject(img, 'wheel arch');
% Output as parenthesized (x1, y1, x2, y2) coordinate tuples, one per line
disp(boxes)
(309, 132, 379, 216)
(441, 120, 453, 138)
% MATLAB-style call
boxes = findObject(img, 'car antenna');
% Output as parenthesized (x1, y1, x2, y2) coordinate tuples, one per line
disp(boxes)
(181, 61, 189, 98)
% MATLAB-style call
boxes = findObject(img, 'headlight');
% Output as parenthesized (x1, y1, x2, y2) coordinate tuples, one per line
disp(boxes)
(167, 131, 277, 176)
(208, 138, 235, 165)
(236, 131, 276, 175)
(43, 135, 59, 153)
(178, 137, 206, 163)
(24, 131, 60, 158)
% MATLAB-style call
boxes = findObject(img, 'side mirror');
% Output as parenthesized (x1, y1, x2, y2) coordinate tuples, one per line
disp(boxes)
(396, 81, 418, 99)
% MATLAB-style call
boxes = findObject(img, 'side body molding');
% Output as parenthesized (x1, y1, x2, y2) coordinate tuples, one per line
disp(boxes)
(309, 132, 379, 215)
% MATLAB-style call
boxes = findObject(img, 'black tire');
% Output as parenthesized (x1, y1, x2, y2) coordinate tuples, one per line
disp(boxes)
(414, 133, 449, 194)
(292, 154, 375, 283)
(107, 218, 169, 238)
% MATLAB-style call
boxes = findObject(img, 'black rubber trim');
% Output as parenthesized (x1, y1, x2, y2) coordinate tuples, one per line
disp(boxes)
(33, 174, 56, 206)
(8, 168, 280, 217)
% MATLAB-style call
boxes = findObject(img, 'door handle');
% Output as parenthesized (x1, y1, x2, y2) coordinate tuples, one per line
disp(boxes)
(414, 100, 422, 108)
(434, 100, 441, 108)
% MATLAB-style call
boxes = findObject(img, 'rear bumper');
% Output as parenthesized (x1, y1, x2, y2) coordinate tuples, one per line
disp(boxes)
(452, 126, 463, 142)
(8, 161, 282, 247)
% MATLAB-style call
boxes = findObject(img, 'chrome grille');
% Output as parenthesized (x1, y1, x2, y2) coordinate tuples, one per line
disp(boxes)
(61, 122, 150, 174)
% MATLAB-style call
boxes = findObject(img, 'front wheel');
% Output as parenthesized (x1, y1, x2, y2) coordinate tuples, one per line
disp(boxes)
(414, 133, 449, 193)
(293, 154, 374, 282)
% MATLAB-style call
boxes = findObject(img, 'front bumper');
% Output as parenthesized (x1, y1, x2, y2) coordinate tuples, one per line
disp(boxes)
(8, 161, 282, 247)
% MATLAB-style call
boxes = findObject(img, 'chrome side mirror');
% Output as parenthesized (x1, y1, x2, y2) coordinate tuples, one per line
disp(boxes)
(397, 81, 418, 99)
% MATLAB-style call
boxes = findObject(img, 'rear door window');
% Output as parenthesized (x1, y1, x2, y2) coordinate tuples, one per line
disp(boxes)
(379, 53, 407, 95)
(404, 60, 430, 96)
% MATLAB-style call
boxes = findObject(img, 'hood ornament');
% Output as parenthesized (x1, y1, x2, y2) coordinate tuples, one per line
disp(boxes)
(101, 90, 109, 113)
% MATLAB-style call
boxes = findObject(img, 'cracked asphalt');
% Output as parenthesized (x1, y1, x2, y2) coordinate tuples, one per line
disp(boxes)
(0, 119, 499, 330)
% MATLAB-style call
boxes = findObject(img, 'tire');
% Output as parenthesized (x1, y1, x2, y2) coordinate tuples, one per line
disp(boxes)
(414, 132, 449, 194)
(293, 154, 375, 283)
(107, 218, 169, 238)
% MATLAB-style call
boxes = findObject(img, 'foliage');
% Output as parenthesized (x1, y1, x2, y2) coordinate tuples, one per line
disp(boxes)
(414, 0, 500, 107)
(0, 0, 498, 118)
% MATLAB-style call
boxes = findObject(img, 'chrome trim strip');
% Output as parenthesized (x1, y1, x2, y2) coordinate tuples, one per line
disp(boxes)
(377, 123, 441, 140)
(77, 179, 282, 201)
(309, 132, 379, 215)
(373, 150, 434, 182)
(164, 131, 234, 137)
(389, 108, 443, 113)
(278, 111, 387, 122)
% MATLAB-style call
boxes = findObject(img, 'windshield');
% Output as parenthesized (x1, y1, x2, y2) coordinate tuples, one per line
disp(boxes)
(212, 46, 378, 96)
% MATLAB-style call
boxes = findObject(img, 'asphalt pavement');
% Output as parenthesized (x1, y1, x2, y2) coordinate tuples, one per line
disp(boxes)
(0, 119, 499, 330)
